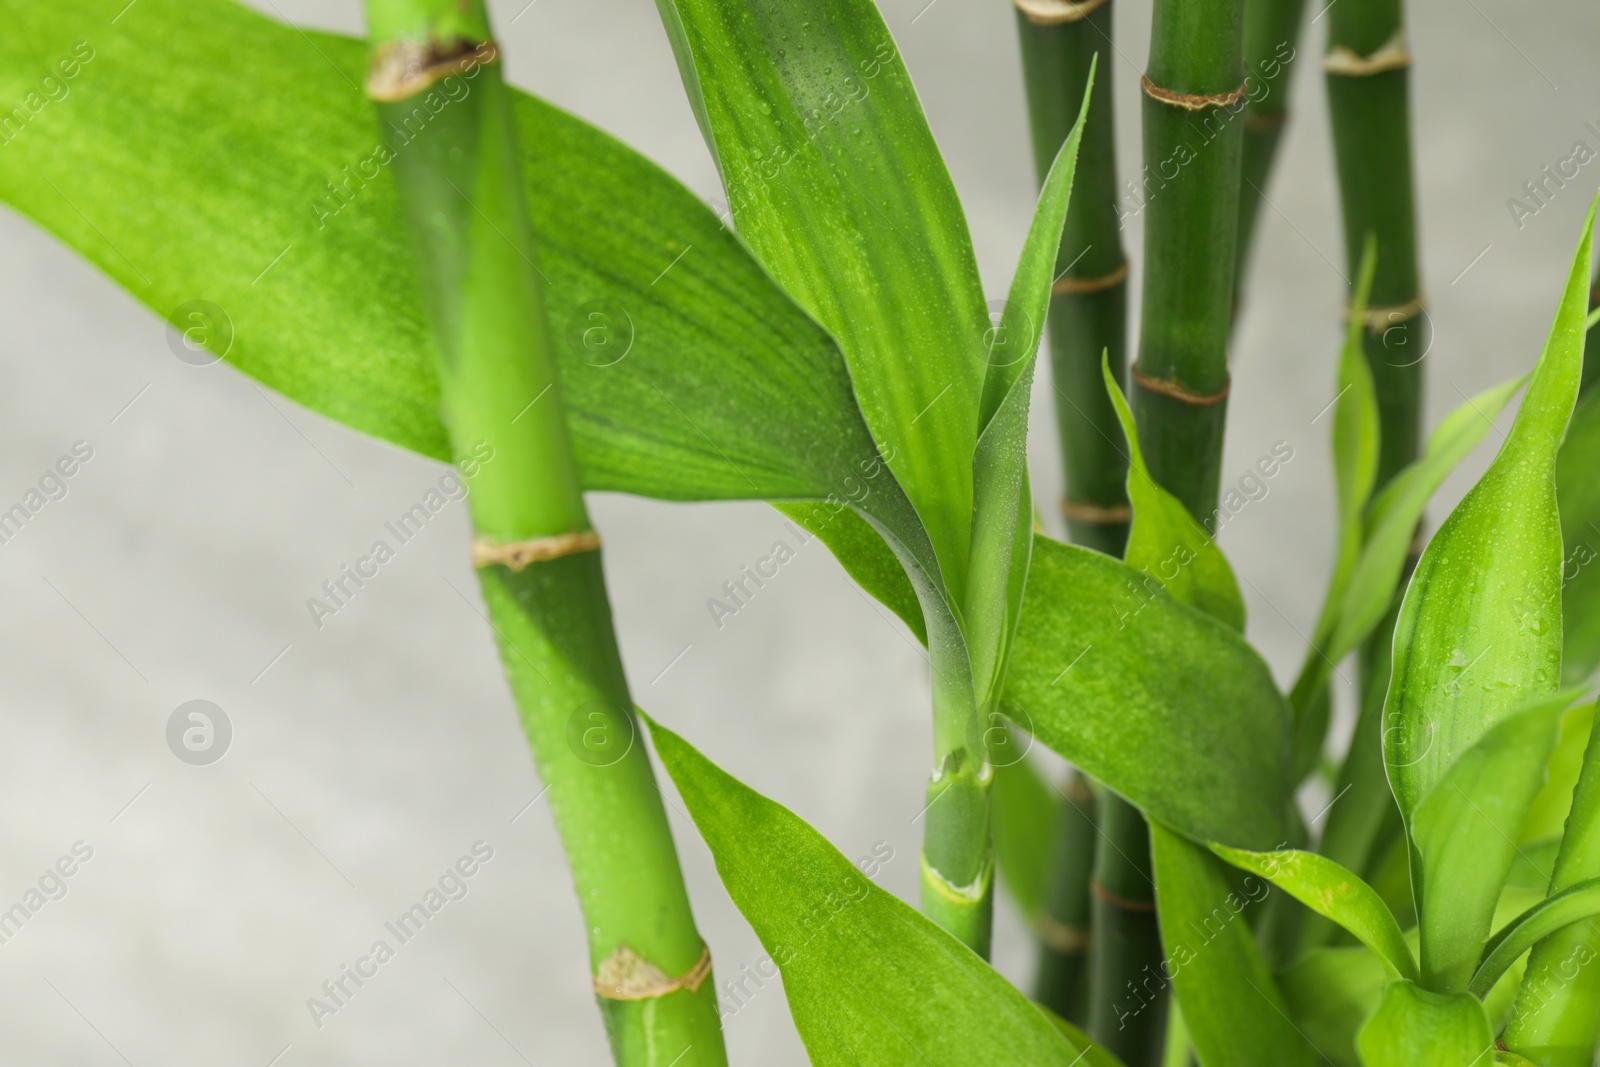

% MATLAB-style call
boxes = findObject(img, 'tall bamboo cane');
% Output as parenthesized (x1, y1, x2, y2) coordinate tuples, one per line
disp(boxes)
(1302, 0, 1426, 944)
(1013, 0, 1129, 1023)
(361, 3, 725, 1062)
(1090, 0, 1247, 1060)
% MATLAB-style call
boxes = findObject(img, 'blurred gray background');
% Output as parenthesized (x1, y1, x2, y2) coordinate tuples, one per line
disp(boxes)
(0, 0, 1595, 1062)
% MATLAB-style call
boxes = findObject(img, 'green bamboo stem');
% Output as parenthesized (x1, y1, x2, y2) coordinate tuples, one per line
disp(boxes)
(1325, 0, 1425, 489)
(1131, 0, 1246, 521)
(1503, 699, 1600, 1065)
(1234, 0, 1309, 307)
(1094, 0, 1245, 1059)
(1015, 0, 1131, 559)
(919, 707, 995, 959)
(1033, 772, 1098, 1022)
(1088, 792, 1166, 1066)
(1013, 0, 1125, 1018)
(363, 3, 725, 1062)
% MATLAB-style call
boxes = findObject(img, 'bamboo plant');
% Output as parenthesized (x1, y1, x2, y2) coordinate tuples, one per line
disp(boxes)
(4, 0, 1600, 1064)
(358, 2, 725, 1062)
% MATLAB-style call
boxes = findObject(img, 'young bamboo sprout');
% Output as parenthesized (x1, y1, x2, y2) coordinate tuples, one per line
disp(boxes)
(362, 2, 725, 1062)
(1013, 0, 1127, 1021)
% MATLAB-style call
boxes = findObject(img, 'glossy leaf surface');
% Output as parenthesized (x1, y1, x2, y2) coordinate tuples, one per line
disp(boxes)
(0, 0, 884, 507)
(644, 715, 1102, 1066)
(1211, 846, 1417, 982)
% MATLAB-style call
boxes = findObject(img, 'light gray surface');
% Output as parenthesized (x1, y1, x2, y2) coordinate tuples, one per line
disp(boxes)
(0, 0, 1595, 1063)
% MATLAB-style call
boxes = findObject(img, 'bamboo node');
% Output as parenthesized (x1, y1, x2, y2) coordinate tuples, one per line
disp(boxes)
(1052, 261, 1129, 295)
(1091, 877, 1157, 913)
(1346, 293, 1427, 332)
(1038, 914, 1092, 953)
(472, 529, 601, 571)
(1323, 31, 1411, 77)
(1140, 75, 1248, 111)
(366, 38, 500, 103)
(1014, 0, 1109, 24)
(1130, 365, 1231, 406)
(1061, 499, 1132, 524)
(593, 944, 713, 1001)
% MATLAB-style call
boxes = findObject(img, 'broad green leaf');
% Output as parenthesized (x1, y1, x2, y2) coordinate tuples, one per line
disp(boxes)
(0, 0, 886, 508)
(1102, 358, 1246, 631)
(1280, 947, 1386, 1067)
(1328, 375, 1526, 665)
(1557, 387, 1600, 683)
(1408, 692, 1574, 992)
(1041, 1010, 1128, 1066)
(1147, 825, 1320, 1066)
(991, 756, 1060, 924)
(642, 714, 1102, 1066)
(1520, 701, 1594, 842)
(1471, 876, 1600, 997)
(1004, 535, 1293, 850)
(1505, 699, 1600, 1066)
(1355, 983, 1493, 1067)
(654, 0, 989, 597)
(1290, 240, 1380, 716)
(1211, 846, 1417, 982)
(1385, 198, 1593, 818)
(967, 79, 1091, 703)
(1505, 837, 1561, 888)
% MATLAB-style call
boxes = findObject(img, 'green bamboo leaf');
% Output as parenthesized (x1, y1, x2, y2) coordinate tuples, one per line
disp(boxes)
(1146, 825, 1320, 1066)
(1279, 947, 1386, 1067)
(1355, 983, 1494, 1067)
(966, 76, 1091, 703)
(1327, 376, 1525, 665)
(1408, 691, 1577, 993)
(1385, 197, 1596, 989)
(1557, 388, 1600, 683)
(1504, 698, 1600, 1065)
(0, 0, 891, 510)
(1210, 846, 1417, 982)
(654, 0, 989, 597)
(1102, 357, 1245, 631)
(1386, 200, 1593, 814)
(1520, 701, 1594, 842)
(641, 714, 1108, 1066)
(1470, 876, 1600, 997)
(1004, 535, 1292, 849)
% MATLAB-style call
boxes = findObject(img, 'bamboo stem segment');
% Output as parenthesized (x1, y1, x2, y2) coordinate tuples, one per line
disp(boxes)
(1015, 0, 1130, 559)
(1325, 0, 1426, 489)
(1104, 0, 1247, 1057)
(363, 4, 725, 1062)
